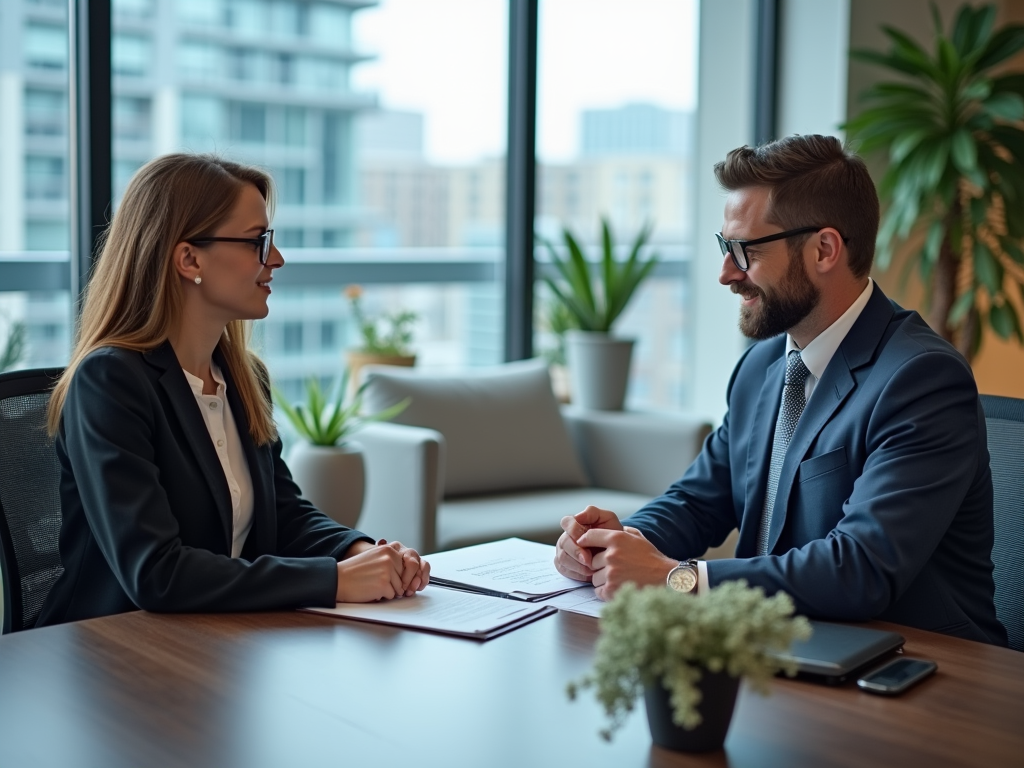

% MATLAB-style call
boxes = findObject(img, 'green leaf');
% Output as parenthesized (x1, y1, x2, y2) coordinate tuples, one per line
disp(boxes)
(565, 229, 598, 311)
(924, 220, 945, 264)
(975, 26, 1024, 71)
(1003, 239, 1024, 265)
(850, 48, 936, 80)
(989, 300, 1016, 339)
(969, 196, 989, 227)
(883, 25, 940, 71)
(962, 79, 993, 102)
(890, 129, 931, 163)
(984, 92, 1024, 121)
(937, 37, 962, 83)
(951, 129, 978, 174)
(948, 290, 976, 326)
(600, 217, 615, 326)
(963, 5, 997, 55)
(974, 240, 1003, 295)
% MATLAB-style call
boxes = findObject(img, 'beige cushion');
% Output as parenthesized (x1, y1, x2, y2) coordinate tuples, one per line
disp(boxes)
(362, 360, 587, 498)
(436, 487, 652, 552)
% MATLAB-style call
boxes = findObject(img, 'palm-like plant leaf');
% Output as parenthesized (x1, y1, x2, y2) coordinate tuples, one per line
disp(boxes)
(845, 2, 1024, 360)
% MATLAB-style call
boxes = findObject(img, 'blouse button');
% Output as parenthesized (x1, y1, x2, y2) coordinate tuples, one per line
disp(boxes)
(209, 401, 218, 409)
(217, 439, 225, 447)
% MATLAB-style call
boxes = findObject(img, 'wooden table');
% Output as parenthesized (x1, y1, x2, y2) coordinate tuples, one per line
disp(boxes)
(1, 609, 1021, 768)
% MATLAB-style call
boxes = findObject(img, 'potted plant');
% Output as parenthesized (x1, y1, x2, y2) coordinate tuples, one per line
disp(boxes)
(567, 580, 811, 753)
(0, 317, 26, 373)
(345, 285, 418, 390)
(274, 370, 409, 528)
(844, 3, 1024, 360)
(537, 217, 659, 410)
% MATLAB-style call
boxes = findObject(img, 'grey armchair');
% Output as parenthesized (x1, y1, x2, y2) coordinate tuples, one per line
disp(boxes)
(354, 360, 716, 555)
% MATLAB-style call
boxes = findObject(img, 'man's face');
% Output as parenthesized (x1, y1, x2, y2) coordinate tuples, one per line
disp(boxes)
(719, 187, 821, 340)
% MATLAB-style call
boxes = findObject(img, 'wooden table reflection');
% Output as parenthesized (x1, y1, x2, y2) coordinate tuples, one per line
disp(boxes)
(1, 608, 1021, 767)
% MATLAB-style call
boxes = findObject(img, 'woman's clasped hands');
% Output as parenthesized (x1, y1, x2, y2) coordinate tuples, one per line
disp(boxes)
(335, 539, 430, 603)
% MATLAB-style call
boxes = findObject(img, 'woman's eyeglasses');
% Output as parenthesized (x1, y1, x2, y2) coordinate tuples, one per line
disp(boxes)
(187, 229, 275, 265)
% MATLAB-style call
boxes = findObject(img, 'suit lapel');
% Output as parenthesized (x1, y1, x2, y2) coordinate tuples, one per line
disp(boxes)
(145, 341, 233, 549)
(764, 284, 896, 553)
(738, 351, 785, 557)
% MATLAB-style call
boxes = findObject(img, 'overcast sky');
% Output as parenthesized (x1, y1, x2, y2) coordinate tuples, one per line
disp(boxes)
(352, 0, 697, 164)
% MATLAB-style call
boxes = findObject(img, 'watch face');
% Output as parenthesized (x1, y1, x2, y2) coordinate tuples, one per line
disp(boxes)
(668, 566, 697, 593)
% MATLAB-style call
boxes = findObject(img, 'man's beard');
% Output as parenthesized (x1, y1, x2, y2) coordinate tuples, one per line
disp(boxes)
(735, 250, 820, 340)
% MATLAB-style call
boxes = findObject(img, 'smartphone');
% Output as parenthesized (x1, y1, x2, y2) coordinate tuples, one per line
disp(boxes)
(857, 657, 937, 695)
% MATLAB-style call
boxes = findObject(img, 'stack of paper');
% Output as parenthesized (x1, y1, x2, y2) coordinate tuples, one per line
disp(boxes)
(539, 585, 604, 618)
(425, 538, 590, 601)
(301, 586, 555, 641)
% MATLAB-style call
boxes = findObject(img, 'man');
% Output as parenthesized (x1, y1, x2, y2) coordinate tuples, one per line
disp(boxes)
(555, 134, 1006, 646)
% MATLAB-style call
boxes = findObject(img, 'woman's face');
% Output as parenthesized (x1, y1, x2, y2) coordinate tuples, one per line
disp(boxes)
(191, 183, 284, 323)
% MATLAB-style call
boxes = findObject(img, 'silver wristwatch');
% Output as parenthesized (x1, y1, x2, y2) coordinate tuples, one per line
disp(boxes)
(666, 559, 699, 594)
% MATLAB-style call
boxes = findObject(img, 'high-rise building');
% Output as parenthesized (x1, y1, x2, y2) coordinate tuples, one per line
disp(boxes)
(1, 0, 379, 253)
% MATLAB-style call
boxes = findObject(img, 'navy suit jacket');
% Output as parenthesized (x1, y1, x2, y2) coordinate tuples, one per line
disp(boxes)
(37, 342, 371, 627)
(627, 285, 1007, 646)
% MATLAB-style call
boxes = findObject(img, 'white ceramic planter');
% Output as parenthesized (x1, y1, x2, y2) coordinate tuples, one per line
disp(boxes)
(565, 330, 635, 411)
(287, 441, 365, 529)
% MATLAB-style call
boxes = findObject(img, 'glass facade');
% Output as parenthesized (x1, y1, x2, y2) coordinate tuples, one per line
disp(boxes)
(0, 0, 699, 414)
(535, 0, 698, 407)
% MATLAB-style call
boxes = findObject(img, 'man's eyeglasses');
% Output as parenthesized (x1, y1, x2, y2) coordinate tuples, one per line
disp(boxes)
(716, 226, 844, 272)
(187, 229, 275, 265)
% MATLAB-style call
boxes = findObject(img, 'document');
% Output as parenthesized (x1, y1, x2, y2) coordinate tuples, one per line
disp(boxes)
(425, 538, 590, 601)
(539, 586, 604, 618)
(300, 585, 556, 640)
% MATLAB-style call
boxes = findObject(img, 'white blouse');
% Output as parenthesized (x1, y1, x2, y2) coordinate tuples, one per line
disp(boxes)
(182, 364, 255, 558)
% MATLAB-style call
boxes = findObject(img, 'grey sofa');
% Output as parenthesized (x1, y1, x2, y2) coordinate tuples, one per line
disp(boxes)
(353, 360, 720, 555)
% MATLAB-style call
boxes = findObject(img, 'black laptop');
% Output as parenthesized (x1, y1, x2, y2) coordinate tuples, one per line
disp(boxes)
(771, 620, 906, 685)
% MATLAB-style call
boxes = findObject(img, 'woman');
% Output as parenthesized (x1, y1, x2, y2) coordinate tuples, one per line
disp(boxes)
(37, 154, 429, 627)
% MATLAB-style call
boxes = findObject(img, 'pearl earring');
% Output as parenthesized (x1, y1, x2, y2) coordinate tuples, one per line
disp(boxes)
(194, 276, 202, 285)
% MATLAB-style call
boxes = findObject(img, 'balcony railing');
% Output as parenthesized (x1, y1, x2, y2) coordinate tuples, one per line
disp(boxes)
(0, 245, 690, 292)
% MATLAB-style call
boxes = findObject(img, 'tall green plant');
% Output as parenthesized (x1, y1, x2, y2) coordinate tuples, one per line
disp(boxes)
(845, 3, 1024, 359)
(273, 369, 409, 447)
(537, 217, 659, 333)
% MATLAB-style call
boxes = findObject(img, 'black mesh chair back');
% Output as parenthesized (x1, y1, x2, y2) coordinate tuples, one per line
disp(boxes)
(0, 368, 64, 633)
(980, 394, 1024, 652)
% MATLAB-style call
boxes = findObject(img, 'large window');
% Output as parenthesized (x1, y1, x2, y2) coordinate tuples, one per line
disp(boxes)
(105, 0, 507, 405)
(0, 0, 705, 417)
(535, 0, 698, 409)
(0, 1, 71, 374)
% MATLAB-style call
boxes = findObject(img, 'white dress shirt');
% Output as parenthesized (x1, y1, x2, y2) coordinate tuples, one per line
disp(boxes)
(182, 363, 255, 558)
(694, 278, 875, 593)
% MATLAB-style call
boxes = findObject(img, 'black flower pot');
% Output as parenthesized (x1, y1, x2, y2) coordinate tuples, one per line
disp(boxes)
(644, 670, 741, 753)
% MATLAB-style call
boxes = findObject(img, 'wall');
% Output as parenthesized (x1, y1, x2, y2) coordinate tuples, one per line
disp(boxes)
(847, 0, 1024, 398)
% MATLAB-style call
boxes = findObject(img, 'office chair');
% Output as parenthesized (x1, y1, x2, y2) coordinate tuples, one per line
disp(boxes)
(980, 394, 1024, 652)
(0, 368, 64, 633)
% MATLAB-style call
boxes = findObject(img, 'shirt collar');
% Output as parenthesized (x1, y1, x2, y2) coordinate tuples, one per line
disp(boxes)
(786, 278, 874, 380)
(181, 362, 226, 398)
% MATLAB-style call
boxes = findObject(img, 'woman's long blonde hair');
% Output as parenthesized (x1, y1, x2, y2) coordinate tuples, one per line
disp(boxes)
(48, 153, 278, 444)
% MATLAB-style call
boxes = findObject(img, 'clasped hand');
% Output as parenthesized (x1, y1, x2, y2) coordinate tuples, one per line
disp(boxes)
(554, 506, 677, 600)
(336, 540, 430, 603)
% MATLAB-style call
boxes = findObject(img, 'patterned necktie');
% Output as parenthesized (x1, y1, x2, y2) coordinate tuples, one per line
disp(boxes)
(757, 350, 810, 556)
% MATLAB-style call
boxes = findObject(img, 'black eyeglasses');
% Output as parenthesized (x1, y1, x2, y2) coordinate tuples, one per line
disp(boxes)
(187, 229, 275, 265)
(716, 226, 844, 272)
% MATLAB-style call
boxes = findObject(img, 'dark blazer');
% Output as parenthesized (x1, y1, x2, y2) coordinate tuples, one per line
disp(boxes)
(627, 285, 1007, 646)
(37, 342, 371, 627)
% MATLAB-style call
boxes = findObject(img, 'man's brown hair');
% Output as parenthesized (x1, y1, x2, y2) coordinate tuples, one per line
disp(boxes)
(714, 134, 879, 278)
